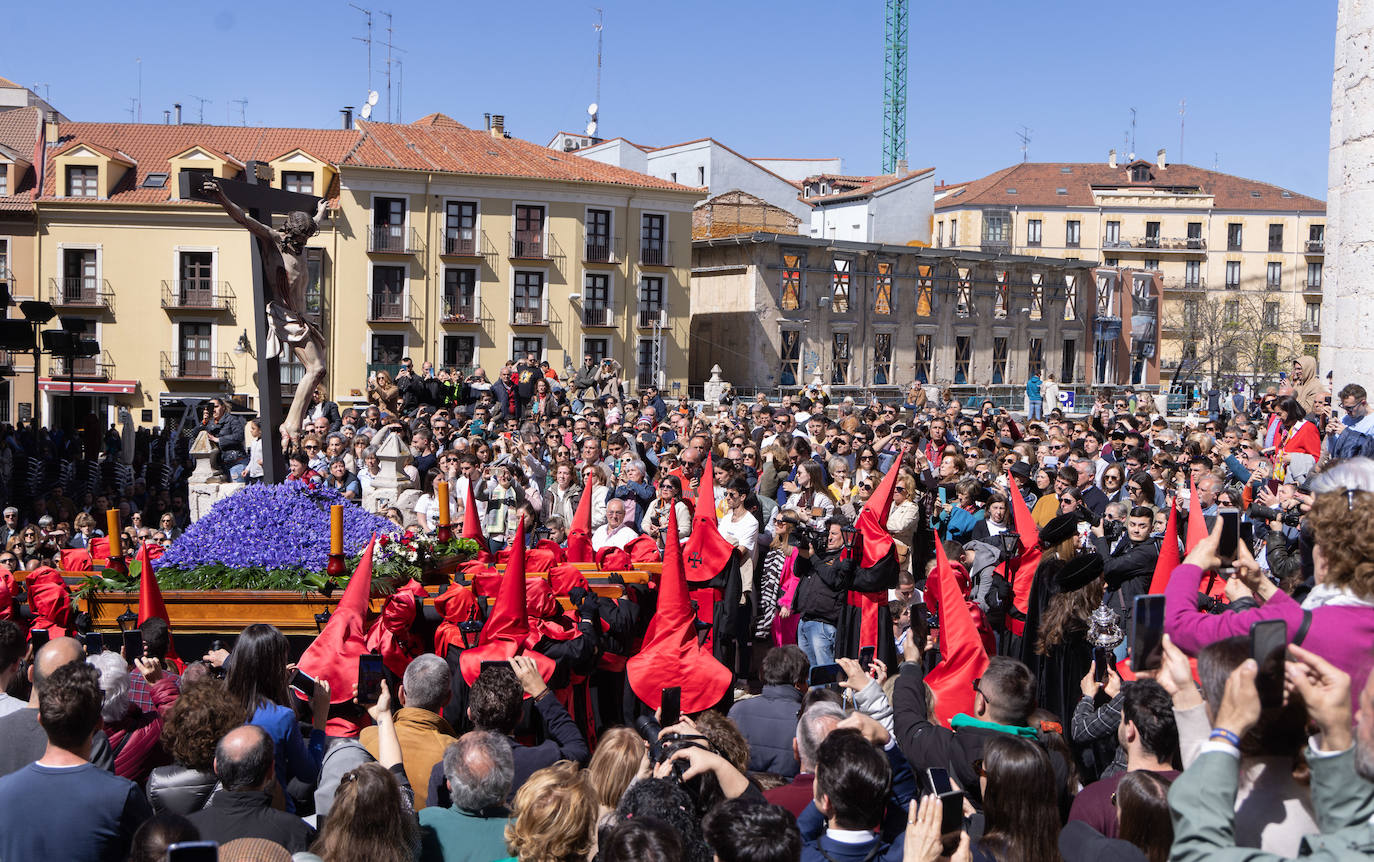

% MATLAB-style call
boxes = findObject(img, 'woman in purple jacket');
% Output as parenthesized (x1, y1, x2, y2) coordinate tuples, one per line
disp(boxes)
(1164, 457, 1374, 694)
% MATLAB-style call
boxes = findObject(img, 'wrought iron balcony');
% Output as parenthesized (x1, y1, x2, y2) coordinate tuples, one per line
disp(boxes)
(366, 292, 421, 325)
(1302, 278, 1322, 293)
(1301, 320, 1321, 334)
(638, 307, 666, 329)
(509, 232, 563, 261)
(161, 280, 235, 313)
(49, 277, 114, 311)
(442, 231, 479, 256)
(159, 351, 233, 383)
(639, 240, 674, 267)
(367, 225, 424, 254)
(582, 305, 613, 327)
(1306, 239, 1325, 254)
(511, 307, 547, 326)
(441, 295, 479, 324)
(584, 235, 622, 264)
(51, 351, 114, 379)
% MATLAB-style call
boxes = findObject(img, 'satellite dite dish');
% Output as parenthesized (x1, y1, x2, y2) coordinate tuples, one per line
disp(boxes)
(587, 102, 598, 117)
(585, 120, 598, 136)
(367, 90, 380, 106)
(359, 103, 373, 120)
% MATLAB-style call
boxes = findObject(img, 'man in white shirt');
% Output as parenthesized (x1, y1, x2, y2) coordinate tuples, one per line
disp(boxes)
(591, 499, 637, 552)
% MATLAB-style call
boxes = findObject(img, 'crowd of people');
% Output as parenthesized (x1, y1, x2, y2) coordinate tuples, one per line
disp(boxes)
(3, 349, 1374, 862)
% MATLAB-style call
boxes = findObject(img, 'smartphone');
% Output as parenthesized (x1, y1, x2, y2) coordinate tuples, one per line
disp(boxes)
(808, 663, 846, 687)
(1238, 521, 1255, 554)
(1092, 646, 1113, 684)
(121, 629, 143, 662)
(84, 632, 104, 657)
(1266, 478, 1280, 495)
(289, 668, 316, 698)
(166, 841, 219, 862)
(1250, 619, 1288, 709)
(357, 654, 386, 704)
(30, 627, 49, 649)
(1217, 507, 1240, 561)
(925, 767, 965, 835)
(859, 646, 876, 674)
(1130, 594, 1167, 672)
(660, 686, 682, 726)
(479, 659, 510, 676)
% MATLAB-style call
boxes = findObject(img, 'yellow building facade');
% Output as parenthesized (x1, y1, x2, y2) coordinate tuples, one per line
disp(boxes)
(21, 114, 699, 428)
(935, 152, 1325, 378)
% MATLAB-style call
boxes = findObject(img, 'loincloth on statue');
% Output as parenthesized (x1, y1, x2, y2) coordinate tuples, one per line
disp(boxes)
(265, 301, 324, 360)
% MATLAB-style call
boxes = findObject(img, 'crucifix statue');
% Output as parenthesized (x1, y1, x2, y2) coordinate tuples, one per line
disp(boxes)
(189, 169, 327, 482)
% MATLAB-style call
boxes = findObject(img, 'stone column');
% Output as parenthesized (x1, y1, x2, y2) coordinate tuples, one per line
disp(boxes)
(1323, 0, 1374, 389)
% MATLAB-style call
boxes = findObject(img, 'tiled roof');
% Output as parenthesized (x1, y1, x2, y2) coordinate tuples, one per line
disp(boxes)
(53, 138, 136, 165)
(36, 117, 696, 204)
(934, 161, 1324, 212)
(0, 106, 40, 210)
(801, 167, 935, 204)
(0, 76, 18, 89)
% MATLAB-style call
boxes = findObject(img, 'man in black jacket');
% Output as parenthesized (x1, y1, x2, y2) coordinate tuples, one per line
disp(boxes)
(728, 645, 808, 776)
(1090, 506, 1161, 626)
(188, 725, 316, 853)
(305, 386, 342, 433)
(792, 520, 856, 669)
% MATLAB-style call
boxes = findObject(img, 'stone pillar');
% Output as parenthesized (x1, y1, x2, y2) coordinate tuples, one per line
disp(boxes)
(362, 428, 417, 519)
(187, 431, 241, 521)
(1324, 0, 1374, 390)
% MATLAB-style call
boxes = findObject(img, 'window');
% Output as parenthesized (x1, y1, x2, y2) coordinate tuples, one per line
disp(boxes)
(371, 333, 405, 366)
(992, 336, 1008, 384)
(1182, 341, 1197, 362)
(1064, 274, 1078, 322)
(1306, 302, 1321, 327)
(1308, 224, 1325, 251)
(66, 166, 98, 198)
(373, 196, 407, 252)
(830, 258, 851, 313)
(949, 219, 958, 246)
(283, 171, 313, 194)
(994, 270, 1008, 319)
(1029, 273, 1043, 320)
(696, 166, 705, 186)
(584, 337, 610, 367)
(1105, 257, 1119, 266)
(60, 248, 97, 303)
(141, 172, 168, 189)
(982, 211, 1010, 245)
(1028, 338, 1043, 378)
(305, 248, 324, 321)
(513, 337, 544, 363)
(1187, 222, 1203, 248)
(636, 337, 661, 388)
(0, 238, 7, 280)
(442, 335, 476, 371)
(1227, 223, 1243, 251)
(915, 265, 933, 316)
(1061, 339, 1076, 383)
(638, 276, 665, 328)
(1026, 219, 1042, 247)
(1144, 259, 1159, 272)
(583, 272, 611, 326)
(780, 329, 800, 386)
(936, 221, 944, 247)
(954, 336, 971, 384)
(873, 333, 892, 385)
(1307, 262, 1323, 288)
(513, 271, 544, 324)
(1225, 261, 1241, 289)
(1183, 299, 1199, 328)
(1145, 221, 1161, 247)
(874, 261, 893, 314)
(1129, 164, 1150, 181)
(780, 251, 803, 310)
(1185, 260, 1201, 287)
(1263, 301, 1279, 327)
(1065, 220, 1081, 247)
(177, 251, 214, 307)
(1266, 262, 1282, 289)
(1268, 223, 1284, 252)
(640, 213, 666, 265)
(514, 205, 545, 258)
(956, 268, 972, 318)
(585, 208, 612, 261)
(178, 323, 212, 377)
(443, 268, 477, 320)
(0, 172, 7, 196)
(831, 332, 850, 385)
(445, 201, 478, 255)
(914, 334, 932, 384)
(1104, 220, 1121, 245)
(1224, 300, 1240, 326)
(369, 265, 406, 320)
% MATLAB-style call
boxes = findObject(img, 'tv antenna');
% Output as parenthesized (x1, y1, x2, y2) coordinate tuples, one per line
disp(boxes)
(380, 10, 406, 123)
(1178, 98, 1186, 162)
(189, 95, 211, 124)
(1129, 107, 1137, 158)
(1016, 125, 1032, 162)
(135, 58, 143, 122)
(350, 4, 374, 95)
(31, 82, 50, 102)
(593, 8, 604, 112)
(125, 98, 138, 122)
(359, 89, 379, 121)
(230, 98, 248, 125)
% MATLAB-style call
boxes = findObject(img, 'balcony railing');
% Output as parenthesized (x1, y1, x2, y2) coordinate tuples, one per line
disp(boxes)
(366, 292, 421, 325)
(441, 295, 479, 324)
(1302, 321, 1321, 334)
(161, 280, 235, 313)
(509, 232, 563, 261)
(639, 241, 674, 267)
(367, 225, 424, 254)
(51, 351, 114, 379)
(511, 307, 547, 326)
(1302, 278, 1322, 292)
(1306, 239, 1325, 254)
(582, 305, 612, 327)
(49, 277, 114, 311)
(442, 231, 479, 256)
(1104, 236, 1207, 252)
(979, 240, 1011, 253)
(159, 351, 233, 383)
(638, 307, 666, 329)
(584, 235, 623, 264)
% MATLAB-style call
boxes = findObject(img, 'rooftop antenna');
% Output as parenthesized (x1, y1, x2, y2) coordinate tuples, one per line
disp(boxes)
(1178, 98, 1186, 162)
(1129, 107, 1137, 158)
(136, 58, 142, 122)
(189, 95, 211, 124)
(31, 82, 50, 102)
(125, 98, 137, 122)
(593, 8, 603, 114)
(1214, 151, 1220, 171)
(1017, 125, 1032, 162)
(359, 89, 379, 122)
(394, 58, 402, 123)
(380, 10, 406, 123)
(231, 97, 248, 125)
(350, 4, 374, 95)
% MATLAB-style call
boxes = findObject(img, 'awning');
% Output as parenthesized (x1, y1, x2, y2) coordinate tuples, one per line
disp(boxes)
(38, 378, 138, 395)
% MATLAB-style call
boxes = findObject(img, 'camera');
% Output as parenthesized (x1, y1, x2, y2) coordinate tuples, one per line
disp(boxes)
(1247, 503, 1303, 528)
(634, 715, 711, 782)
(1102, 519, 1125, 541)
(793, 524, 827, 552)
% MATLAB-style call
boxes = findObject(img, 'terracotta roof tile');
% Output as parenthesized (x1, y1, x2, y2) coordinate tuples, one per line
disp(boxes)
(0, 107, 40, 209)
(801, 167, 935, 204)
(934, 161, 1324, 212)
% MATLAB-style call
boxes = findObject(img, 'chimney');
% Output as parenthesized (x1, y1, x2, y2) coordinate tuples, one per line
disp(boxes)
(163, 110, 171, 125)
(44, 111, 58, 145)
(1156, 147, 1167, 169)
(483, 112, 491, 130)
(1108, 148, 1117, 169)
(490, 114, 505, 138)
(174, 103, 182, 125)
(341, 107, 354, 130)
(895, 158, 908, 176)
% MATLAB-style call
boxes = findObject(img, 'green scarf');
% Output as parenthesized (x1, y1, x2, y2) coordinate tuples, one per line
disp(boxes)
(949, 713, 1040, 739)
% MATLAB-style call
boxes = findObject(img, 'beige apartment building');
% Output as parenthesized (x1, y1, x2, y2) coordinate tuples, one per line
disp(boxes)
(19, 113, 698, 428)
(0, 106, 41, 425)
(935, 151, 1326, 378)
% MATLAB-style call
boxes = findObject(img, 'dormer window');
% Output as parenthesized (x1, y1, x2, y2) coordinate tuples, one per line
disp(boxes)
(1129, 164, 1151, 182)
(283, 171, 313, 194)
(67, 166, 98, 197)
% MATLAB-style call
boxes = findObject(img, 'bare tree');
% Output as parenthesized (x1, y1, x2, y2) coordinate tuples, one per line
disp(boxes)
(1163, 295, 1247, 385)
(1231, 294, 1304, 390)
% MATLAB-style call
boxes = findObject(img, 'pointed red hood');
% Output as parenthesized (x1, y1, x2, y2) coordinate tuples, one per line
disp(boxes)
(1186, 479, 1208, 552)
(1007, 470, 1044, 636)
(1148, 501, 1181, 594)
(461, 477, 491, 557)
(135, 540, 180, 662)
(855, 459, 900, 567)
(89, 537, 111, 567)
(59, 549, 93, 572)
(683, 453, 733, 585)
(459, 519, 556, 685)
(566, 472, 596, 563)
(27, 567, 73, 638)
(627, 504, 733, 713)
(364, 581, 427, 678)
(298, 536, 376, 706)
(925, 531, 990, 728)
(433, 582, 479, 657)
(0, 566, 15, 621)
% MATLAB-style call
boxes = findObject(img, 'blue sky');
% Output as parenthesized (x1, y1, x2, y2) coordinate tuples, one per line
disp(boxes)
(6, 0, 1337, 197)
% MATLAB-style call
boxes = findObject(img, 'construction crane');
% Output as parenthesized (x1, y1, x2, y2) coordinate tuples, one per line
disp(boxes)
(882, 0, 908, 174)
